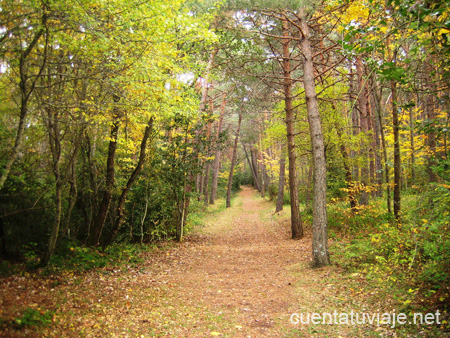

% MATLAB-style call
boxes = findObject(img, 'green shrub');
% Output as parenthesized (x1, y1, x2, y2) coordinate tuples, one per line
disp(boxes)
(12, 307, 54, 329)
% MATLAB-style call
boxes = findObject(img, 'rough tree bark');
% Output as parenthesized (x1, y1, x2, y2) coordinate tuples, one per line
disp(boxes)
(282, 16, 303, 239)
(299, 8, 330, 266)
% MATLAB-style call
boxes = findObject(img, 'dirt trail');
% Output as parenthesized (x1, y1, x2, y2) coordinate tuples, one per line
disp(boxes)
(160, 186, 311, 337)
(1, 186, 367, 338)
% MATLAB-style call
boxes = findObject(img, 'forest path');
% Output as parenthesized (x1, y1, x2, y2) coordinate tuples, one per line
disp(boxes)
(1, 187, 378, 338)
(156, 185, 310, 337)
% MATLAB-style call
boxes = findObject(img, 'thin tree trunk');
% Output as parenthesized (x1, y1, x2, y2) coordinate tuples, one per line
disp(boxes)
(282, 16, 303, 239)
(370, 87, 383, 196)
(251, 147, 260, 191)
(373, 81, 392, 213)
(409, 105, 416, 183)
(299, 8, 330, 266)
(202, 117, 213, 204)
(210, 94, 226, 204)
(243, 144, 261, 191)
(305, 165, 313, 206)
(41, 108, 62, 266)
(348, 59, 359, 184)
(0, 16, 48, 190)
(336, 126, 357, 210)
(88, 98, 121, 246)
(391, 77, 401, 220)
(177, 174, 188, 242)
(226, 112, 242, 208)
(356, 57, 369, 205)
(62, 150, 78, 239)
(203, 163, 211, 204)
(140, 185, 149, 244)
(103, 117, 153, 246)
(275, 150, 286, 213)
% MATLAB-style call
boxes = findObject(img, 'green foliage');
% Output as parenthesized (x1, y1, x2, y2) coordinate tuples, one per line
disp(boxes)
(330, 180, 450, 313)
(8, 308, 54, 329)
(43, 241, 150, 273)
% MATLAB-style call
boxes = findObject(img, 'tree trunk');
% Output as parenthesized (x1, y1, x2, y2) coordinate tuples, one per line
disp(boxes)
(348, 59, 360, 184)
(336, 126, 357, 210)
(203, 163, 211, 205)
(0, 18, 47, 190)
(202, 116, 213, 204)
(373, 82, 392, 213)
(282, 16, 303, 239)
(209, 94, 226, 204)
(409, 105, 416, 183)
(103, 117, 153, 246)
(356, 57, 369, 205)
(177, 174, 188, 242)
(62, 151, 78, 240)
(41, 109, 62, 266)
(391, 78, 401, 220)
(299, 9, 330, 266)
(370, 87, 383, 197)
(251, 147, 260, 191)
(243, 144, 261, 191)
(226, 112, 242, 208)
(88, 99, 121, 246)
(275, 150, 286, 213)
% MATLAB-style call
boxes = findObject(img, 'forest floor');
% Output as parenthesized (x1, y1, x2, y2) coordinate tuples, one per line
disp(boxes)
(0, 186, 424, 337)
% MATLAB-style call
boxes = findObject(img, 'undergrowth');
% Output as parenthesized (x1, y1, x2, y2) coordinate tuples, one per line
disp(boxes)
(328, 185, 450, 336)
(0, 307, 54, 330)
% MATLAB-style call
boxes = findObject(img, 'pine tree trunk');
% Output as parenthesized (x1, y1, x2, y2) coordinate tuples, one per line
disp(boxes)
(299, 9, 330, 266)
(281, 16, 303, 239)
(226, 113, 242, 208)
(275, 152, 286, 213)
(209, 94, 226, 204)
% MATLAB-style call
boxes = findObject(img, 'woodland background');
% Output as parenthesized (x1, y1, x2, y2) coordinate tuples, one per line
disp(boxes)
(0, 0, 449, 331)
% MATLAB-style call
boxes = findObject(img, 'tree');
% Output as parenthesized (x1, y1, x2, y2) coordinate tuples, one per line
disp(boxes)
(0, 0, 50, 190)
(226, 112, 243, 208)
(297, 7, 330, 266)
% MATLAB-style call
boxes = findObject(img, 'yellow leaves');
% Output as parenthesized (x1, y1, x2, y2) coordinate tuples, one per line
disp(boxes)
(371, 234, 381, 244)
(210, 332, 222, 336)
(340, 1, 370, 26)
